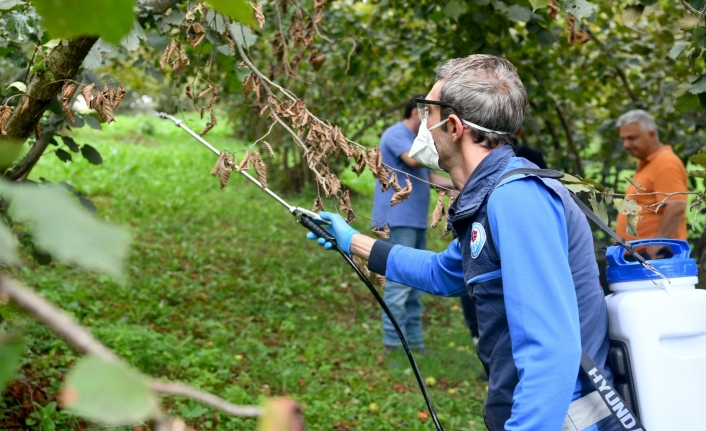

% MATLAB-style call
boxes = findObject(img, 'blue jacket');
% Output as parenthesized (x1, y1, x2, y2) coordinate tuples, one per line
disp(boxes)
(367, 145, 614, 431)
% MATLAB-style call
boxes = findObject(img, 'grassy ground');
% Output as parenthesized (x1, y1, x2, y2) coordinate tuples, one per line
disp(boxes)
(1, 114, 488, 430)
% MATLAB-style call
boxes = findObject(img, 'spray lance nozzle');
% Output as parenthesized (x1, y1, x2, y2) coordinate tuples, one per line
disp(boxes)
(155, 113, 445, 431)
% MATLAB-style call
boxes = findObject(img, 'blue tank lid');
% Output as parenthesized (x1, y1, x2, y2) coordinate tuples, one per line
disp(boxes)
(606, 239, 698, 283)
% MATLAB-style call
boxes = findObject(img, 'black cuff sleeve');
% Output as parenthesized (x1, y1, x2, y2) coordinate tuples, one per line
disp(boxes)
(367, 240, 394, 276)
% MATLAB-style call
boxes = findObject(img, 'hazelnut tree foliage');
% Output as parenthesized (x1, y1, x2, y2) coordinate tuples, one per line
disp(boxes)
(0, 0, 706, 427)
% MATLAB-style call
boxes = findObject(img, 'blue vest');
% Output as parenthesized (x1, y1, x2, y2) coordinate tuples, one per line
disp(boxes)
(447, 146, 613, 430)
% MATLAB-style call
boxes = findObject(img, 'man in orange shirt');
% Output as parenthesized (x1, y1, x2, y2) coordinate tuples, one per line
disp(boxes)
(614, 109, 688, 258)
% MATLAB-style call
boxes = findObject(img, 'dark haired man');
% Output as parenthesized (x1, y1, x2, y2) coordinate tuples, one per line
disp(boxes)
(372, 96, 453, 353)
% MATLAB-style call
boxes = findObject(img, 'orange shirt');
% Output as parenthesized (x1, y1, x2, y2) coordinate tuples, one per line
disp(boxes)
(615, 145, 687, 241)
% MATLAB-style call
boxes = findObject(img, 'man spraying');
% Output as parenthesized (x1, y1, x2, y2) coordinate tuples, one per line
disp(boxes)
(307, 55, 621, 431)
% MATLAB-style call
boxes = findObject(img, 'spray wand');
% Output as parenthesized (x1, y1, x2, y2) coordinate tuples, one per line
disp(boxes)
(157, 112, 445, 431)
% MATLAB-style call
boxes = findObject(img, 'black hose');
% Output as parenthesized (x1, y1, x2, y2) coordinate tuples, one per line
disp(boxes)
(298, 214, 444, 431)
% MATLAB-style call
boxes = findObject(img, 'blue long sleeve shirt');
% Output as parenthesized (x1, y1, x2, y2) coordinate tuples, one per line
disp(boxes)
(381, 176, 584, 430)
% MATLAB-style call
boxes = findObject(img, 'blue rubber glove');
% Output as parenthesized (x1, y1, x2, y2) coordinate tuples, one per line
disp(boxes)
(305, 211, 359, 254)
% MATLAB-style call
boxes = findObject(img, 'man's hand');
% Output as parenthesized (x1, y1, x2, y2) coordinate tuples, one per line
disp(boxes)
(305, 211, 359, 254)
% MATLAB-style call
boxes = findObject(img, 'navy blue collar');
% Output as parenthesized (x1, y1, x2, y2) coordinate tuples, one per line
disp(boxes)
(447, 145, 514, 225)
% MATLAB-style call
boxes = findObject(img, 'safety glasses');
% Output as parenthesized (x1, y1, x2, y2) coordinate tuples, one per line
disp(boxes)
(416, 98, 464, 122)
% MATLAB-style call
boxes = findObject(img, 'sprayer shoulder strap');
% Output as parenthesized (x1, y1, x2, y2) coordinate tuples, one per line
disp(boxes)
(491, 168, 647, 431)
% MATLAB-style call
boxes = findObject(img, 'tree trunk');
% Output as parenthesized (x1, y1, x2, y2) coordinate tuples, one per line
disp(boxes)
(1, 0, 184, 178)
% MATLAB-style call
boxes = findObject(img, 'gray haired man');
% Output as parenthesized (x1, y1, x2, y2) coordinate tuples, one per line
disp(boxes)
(308, 54, 622, 430)
(615, 109, 688, 258)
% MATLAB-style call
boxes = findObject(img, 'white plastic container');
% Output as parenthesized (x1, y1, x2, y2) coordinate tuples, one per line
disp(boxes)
(605, 239, 705, 430)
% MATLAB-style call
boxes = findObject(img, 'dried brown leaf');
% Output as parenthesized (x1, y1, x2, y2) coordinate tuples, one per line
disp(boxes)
(171, 46, 190, 77)
(352, 255, 369, 277)
(251, 152, 268, 189)
(314, 0, 325, 23)
(0, 103, 12, 135)
(242, 74, 259, 99)
(339, 189, 356, 224)
(351, 153, 367, 176)
(100, 86, 115, 124)
(160, 39, 178, 70)
(207, 88, 218, 110)
(329, 174, 341, 196)
(211, 152, 227, 176)
(431, 190, 447, 228)
(291, 100, 308, 128)
(390, 178, 413, 207)
(254, 2, 266, 28)
(199, 109, 218, 136)
(312, 195, 325, 212)
(81, 83, 95, 107)
(371, 223, 390, 239)
(198, 85, 215, 100)
(187, 22, 207, 48)
(308, 49, 326, 71)
(262, 141, 276, 158)
(220, 28, 234, 52)
(237, 151, 252, 172)
(186, 85, 194, 100)
(90, 91, 108, 123)
(380, 171, 396, 193)
(61, 83, 77, 125)
(114, 85, 127, 109)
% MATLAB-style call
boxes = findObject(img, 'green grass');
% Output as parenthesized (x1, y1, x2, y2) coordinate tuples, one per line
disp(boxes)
(2, 114, 488, 430)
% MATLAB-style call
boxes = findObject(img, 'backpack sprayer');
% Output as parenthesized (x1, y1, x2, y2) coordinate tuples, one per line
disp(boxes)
(157, 112, 446, 431)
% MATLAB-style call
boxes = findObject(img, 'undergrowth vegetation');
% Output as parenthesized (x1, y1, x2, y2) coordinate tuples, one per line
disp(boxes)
(2, 114, 487, 430)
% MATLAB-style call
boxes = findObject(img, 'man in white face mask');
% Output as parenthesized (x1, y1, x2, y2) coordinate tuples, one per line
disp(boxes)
(308, 55, 622, 431)
(371, 96, 455, 353)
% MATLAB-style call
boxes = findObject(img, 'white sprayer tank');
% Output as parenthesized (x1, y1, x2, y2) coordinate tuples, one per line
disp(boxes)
(605, 239, 705, 430)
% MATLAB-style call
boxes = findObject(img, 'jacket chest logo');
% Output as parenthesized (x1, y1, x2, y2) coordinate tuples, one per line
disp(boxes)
(470, 222, 486, 259)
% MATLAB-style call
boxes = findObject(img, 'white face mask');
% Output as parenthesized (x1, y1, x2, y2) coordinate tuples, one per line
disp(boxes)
(409, 119, 448, 171)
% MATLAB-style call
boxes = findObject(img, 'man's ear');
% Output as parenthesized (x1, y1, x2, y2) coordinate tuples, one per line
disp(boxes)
(648, 129, 657, 140)
(448, 114, 465, 140)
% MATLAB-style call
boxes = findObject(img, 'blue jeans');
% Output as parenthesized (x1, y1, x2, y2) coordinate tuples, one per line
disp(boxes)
(382, 227, 426, 348)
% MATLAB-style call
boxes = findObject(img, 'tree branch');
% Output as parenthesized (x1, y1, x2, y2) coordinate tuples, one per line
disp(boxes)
(4, 114, 59, 181)
(150, 381, 262, 417)
(0, 276, 117, 362)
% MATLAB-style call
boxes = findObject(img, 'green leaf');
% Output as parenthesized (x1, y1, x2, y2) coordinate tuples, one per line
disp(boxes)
(687, 170, 706, 178)
(589, 194, 608, 224)
(530, 0, 550, 11)
(0, 219, 19, 264)
(0, 0, 23, 10)
(6, 81, 26, 92)
(669, 41, 691, 60)
(695, 27, 706, 48)
(638, 0, 658, 5)
(32, 0, 135, 44)
(565, 183, 591, 193)
(688, 76, 706, 94)
(0, 334, 25, 393)
(561, 173, 584, 183)
(614, 198, 641, 215)
(61, 136, 80, 153)
(674, 93, 702, 112)
(689, 152, 706, 167)
(231, 22, 257, 49)
(505, 5, 532, 22)
(625, 176, 644, 190)
(55, 148, 72, 163)
(80, 144, 103, 165)
(0, 181, 130, 278)
(563, 0, 594, 21)
(443, 0, 467, 17)
(63, 356, 157, 426)
(207, 0, 256, 27)
(627, 213, 640, 237)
